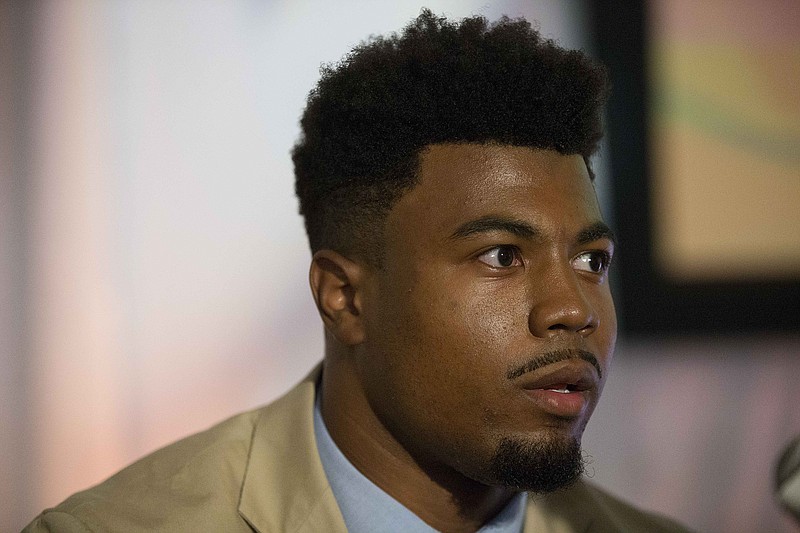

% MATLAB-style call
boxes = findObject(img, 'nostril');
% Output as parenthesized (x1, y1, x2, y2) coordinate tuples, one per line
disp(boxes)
(533, 307, 597, 338)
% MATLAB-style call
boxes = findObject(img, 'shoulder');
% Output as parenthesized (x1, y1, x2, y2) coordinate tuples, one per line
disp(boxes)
(24, 406, 268, 532)
(526, 479, 693, 533)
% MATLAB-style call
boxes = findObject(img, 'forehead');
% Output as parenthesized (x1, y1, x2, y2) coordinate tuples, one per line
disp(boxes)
(385, 143, 601, 243)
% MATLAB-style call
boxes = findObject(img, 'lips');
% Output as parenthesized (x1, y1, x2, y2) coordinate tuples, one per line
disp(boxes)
(517, 360, 599, 418)
(520, 361, 598, 392)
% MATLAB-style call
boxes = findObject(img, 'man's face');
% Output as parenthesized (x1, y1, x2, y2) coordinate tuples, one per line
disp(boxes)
(356, 143, 617, 491)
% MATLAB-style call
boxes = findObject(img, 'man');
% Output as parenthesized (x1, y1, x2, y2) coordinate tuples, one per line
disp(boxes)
(25, 10, 689, 532)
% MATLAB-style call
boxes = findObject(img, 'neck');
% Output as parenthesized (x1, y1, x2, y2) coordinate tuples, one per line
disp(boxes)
(320, 357, 517, 533)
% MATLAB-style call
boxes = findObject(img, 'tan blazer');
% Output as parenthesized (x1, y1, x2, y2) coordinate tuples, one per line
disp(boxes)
(24, 366, 689, 532)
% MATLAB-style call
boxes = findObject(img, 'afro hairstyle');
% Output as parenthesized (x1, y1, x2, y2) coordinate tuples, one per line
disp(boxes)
(293, 9, 609, 263)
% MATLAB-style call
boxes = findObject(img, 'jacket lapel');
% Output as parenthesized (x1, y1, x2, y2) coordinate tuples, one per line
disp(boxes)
(238, 365, 348, 533)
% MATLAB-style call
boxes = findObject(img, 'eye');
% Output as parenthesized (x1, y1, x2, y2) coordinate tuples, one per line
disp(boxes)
(572, 251, 612, 275)
(477, 246, 522, 268)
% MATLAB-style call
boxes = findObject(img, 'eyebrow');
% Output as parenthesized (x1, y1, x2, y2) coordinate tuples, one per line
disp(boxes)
(576, 221, 617, 247)
(448, 216, 617, 247)
(449, 216, 539, 240)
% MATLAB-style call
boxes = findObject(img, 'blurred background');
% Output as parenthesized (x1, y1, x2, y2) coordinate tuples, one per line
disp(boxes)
(1, 1, 798, 531)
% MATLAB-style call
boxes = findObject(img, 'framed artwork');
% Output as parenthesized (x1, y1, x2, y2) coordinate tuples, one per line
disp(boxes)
(591, 0, 799, 334)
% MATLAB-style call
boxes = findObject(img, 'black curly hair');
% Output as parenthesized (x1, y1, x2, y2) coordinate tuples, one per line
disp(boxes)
(293, 9, 609, 264)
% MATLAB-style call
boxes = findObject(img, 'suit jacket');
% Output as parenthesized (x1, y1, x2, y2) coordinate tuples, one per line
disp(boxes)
(24, 366, 690, 532)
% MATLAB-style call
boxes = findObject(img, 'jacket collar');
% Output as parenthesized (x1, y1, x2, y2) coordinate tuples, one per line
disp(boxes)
(238, 364, 348, 533)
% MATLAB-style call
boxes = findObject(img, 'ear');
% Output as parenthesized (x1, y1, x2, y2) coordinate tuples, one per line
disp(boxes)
(309, 249, 367, 346)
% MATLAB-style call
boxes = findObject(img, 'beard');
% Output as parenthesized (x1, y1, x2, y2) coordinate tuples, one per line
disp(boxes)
(488, 433, 585, 493)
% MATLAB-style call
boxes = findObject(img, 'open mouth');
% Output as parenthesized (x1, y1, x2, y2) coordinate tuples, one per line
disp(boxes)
(545, 382, 589, 393)
(518, 361, 598, 394)
(515, 360, 599, 418)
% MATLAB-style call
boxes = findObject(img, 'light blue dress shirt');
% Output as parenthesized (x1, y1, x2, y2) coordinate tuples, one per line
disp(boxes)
(313, 397, 526, 533)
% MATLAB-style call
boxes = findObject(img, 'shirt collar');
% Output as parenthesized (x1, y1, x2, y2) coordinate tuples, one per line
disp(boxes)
(313, 395, 526, 533)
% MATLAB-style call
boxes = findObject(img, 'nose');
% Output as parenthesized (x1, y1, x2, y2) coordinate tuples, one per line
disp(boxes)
(528, 267, 598, 338)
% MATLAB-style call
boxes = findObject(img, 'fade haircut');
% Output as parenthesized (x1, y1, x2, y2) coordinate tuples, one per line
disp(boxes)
(293, 9, 609, 264)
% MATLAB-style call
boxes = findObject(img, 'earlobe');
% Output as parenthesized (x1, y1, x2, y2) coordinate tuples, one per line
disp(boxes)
(309, 250, 366, 346)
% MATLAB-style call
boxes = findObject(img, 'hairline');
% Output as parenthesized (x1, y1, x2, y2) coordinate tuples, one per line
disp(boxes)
(338, 141, 597, 268)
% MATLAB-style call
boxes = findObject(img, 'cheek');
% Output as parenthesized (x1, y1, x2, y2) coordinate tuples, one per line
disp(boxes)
(416, 281, 528, 380)
(369, 262, 530, 401)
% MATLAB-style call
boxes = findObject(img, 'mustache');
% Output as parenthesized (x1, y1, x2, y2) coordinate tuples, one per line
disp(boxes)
(506, 349, 602, 381)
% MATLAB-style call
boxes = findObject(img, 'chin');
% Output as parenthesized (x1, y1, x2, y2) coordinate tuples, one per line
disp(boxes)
(487, 432, 585, 493)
